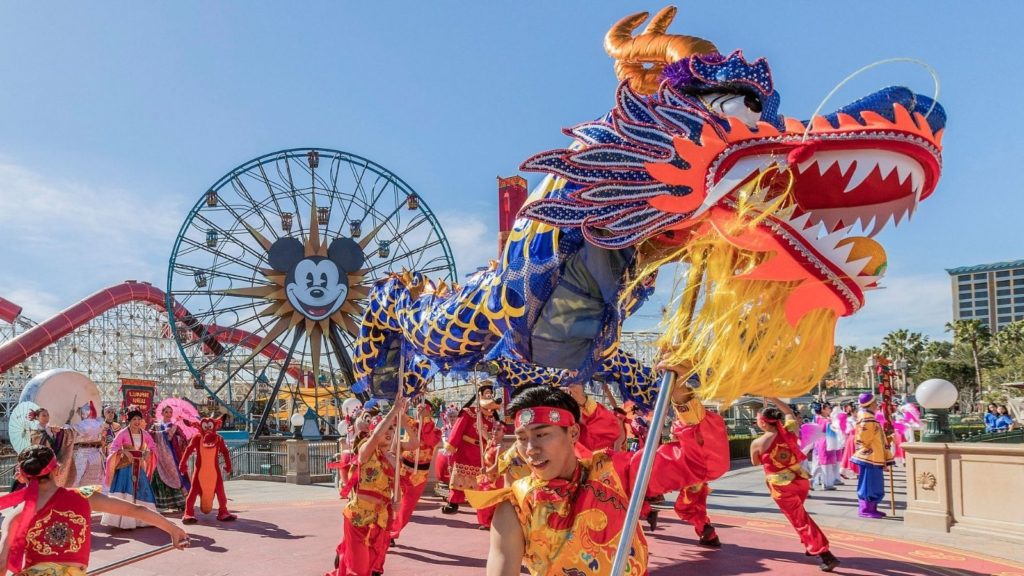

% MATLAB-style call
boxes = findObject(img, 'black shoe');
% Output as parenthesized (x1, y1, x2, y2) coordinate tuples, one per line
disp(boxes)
(818, 551, 840, 572)
(440, 503, 459, 514)
(698, 524, 721, 547)
(646, 510, 659, 532)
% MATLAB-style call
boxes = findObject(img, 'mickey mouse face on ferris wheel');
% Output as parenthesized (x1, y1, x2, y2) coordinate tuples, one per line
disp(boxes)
(268, 236, 365, 321)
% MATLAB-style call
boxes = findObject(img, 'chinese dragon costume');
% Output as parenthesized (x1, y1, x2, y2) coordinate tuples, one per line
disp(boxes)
(353, 5, 945, 408)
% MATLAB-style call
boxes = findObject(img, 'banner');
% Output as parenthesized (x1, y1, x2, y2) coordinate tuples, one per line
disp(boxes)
(120, 378, 158, 420)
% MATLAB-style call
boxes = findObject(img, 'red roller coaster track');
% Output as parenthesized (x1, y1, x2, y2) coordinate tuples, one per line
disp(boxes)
(0, 281, 300, 381)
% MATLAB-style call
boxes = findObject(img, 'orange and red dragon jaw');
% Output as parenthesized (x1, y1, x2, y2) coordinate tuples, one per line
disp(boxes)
(522, 48, 945, 326)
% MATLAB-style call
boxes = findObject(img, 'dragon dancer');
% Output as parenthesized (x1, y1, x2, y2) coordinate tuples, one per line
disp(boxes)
(390, 399, 442, 541)
(328, 395, 407, 576)
(751, 399, 840, 572)
(470, 383, 712, 575)
(440, 382, 503, 529)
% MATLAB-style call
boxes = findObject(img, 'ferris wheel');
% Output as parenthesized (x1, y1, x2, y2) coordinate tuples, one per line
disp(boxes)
(167, 148, 457, 429)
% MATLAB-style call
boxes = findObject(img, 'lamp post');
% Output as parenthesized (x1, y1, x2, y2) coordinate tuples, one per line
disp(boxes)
(916, 378, 958, 443)
(290, 411, 304, 440)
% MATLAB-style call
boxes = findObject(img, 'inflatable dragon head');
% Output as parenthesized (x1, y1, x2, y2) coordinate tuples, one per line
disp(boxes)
(521, 7, 945, 401)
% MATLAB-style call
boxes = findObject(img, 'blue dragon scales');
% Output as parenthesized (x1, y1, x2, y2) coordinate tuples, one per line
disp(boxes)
(352, 7, 946, 405)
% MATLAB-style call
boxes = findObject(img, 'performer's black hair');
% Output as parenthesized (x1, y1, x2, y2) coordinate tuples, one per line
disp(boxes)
(760, 406, 784, 422)
(506, 386, 581, 425)
(18, 445, 56, 478)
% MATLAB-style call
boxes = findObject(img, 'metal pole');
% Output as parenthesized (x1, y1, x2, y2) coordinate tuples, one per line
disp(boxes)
(393, 351, 405, 504)
(610, 371, 675, 575)
(90, 543, 178, 575)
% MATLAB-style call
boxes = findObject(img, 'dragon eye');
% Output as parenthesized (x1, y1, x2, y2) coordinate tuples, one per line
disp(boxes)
(744, 92, 763, 114)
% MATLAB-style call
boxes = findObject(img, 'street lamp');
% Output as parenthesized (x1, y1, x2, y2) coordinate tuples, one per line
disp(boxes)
(290, 411, 305, 440)
(916, 378, 958, 442)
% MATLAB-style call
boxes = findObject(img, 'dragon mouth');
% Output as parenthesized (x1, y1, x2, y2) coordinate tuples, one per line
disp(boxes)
(692, 107, 943, 316)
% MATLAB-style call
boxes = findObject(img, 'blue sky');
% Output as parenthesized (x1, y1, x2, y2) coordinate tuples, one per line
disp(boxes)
(0, 2, 1019, 347)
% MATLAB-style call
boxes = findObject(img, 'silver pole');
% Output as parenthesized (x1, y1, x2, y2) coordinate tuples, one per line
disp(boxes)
(610, 370, 675, 574)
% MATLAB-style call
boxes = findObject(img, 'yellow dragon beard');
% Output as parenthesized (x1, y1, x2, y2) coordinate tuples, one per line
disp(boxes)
(629, 176, 837, 406)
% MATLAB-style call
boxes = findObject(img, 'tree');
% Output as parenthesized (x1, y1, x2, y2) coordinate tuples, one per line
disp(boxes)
(944, 320, 992, 401)
(917, 359, 978, 409)
(923, 340, 954, 362)
(880, 329, 928, 381)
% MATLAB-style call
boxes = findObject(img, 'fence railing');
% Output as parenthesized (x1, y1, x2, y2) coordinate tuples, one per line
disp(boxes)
(227, 440, 288, 479)
(960, 428, 1024, 444)
(225, 439, 339, 482)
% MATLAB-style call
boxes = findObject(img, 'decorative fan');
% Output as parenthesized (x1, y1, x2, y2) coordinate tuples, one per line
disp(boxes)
(9, 400, 42, 454)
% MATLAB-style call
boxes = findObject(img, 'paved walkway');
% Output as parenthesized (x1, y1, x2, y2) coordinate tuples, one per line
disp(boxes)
(85, 466, 1024, 575)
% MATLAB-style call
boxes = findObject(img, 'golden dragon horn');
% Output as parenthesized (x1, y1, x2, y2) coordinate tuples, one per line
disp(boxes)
(604, 6, 718, 95)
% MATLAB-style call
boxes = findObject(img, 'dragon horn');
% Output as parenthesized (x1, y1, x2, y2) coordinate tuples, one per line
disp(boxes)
(604, 6, 718, 95)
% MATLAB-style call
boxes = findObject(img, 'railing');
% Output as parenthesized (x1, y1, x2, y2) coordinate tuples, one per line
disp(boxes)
(960, 428, 1024, 444)
(308, 440, 340, 477)
(226, 439, 288, 480)
(224, 438, 340, 482)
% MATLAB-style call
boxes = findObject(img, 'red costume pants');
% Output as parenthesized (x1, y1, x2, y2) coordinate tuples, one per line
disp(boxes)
(391, 477, 427, 538)
(674, 482, 711, 536)
(769, 477, 830, 555)
(332, 507, 391, 576)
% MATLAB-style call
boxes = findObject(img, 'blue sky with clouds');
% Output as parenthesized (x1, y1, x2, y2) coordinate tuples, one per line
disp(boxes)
(0, 1, 1020, 347)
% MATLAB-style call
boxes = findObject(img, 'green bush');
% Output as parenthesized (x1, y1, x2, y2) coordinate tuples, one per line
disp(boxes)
(728, 435, 755, 460)
(951, 424, 986, 438)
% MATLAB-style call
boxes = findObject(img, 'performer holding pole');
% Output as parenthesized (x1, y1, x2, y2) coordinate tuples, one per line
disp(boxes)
(0, 445, 189, 576)
(440, 381, 501, 529)
(851, 391, 894, 519)
(391, 399, 441, 541)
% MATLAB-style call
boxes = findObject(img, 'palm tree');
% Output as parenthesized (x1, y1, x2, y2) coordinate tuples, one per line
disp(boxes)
(944, 320, 992, 401)
(993, 320, 1024, 359)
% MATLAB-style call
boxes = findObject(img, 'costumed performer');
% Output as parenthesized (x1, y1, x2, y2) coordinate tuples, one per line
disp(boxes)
(810, 402, 842, 490)
(850, 393, 893, 519)
(750, 399, 840, 572)
(101, 407, 158, 529)
(838, 402, 859, 478)
(12, 409, 74, 490)
(470, 385, 701, 575)
(440, 381, 502, 530)
(100, 406, 121, 458)
(68, 401, 105, 488)
(0, 445, 189, 576)
(178, 416, 237, 524)
(651, 363, 730, 547)
(390, 399, 440, 541)
(328, 394, 406, 576)
(150, 405, 190, 512)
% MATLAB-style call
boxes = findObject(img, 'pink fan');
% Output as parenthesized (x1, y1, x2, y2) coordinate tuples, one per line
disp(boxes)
(156, 397, 201, 439)
(799, 422, 824, 454)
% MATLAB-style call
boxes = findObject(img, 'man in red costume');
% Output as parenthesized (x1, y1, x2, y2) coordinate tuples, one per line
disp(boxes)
(390, 399, 442, 540)
(440, 382, 502, 529)
(654, 365, 731, 546)
(564, 382, 624, 456)
(178, 416, 237, 524)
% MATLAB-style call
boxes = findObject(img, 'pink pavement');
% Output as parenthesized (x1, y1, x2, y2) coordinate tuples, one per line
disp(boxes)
(88, 491, 1024, 575)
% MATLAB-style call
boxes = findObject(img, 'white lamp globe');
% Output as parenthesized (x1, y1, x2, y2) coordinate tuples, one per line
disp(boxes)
(290, 412, 305, 428)
(915, 379, 958, 410)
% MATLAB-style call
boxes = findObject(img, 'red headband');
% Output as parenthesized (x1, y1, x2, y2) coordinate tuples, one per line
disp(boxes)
(514, 406, 576, 429)
(0, 456, 60, 572)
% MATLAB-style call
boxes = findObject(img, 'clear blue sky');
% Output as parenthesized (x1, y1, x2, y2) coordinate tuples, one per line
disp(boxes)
(0, 1, 1019, 347)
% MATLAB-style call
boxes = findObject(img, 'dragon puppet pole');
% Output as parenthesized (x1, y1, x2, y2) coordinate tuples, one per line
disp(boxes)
(879, 362, 898, 516)
(393, 350, 405, 505)
(611, 257, 706, 575)
(90, 543, 178, 575)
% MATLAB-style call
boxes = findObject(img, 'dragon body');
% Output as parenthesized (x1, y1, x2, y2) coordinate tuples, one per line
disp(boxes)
(353, 7, 945, 405)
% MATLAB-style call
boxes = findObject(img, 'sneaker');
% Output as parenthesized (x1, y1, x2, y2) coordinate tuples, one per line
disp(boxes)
(818, 551, 840, 572)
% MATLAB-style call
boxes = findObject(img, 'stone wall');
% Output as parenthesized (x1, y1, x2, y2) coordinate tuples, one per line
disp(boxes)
(904, 442, 1024, 542)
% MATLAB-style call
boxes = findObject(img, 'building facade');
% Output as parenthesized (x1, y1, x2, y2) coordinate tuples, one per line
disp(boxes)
(947, 259, 1024, 333)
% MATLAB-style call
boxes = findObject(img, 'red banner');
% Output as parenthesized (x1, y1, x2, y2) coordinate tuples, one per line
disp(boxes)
(120, 378, 158, 420)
